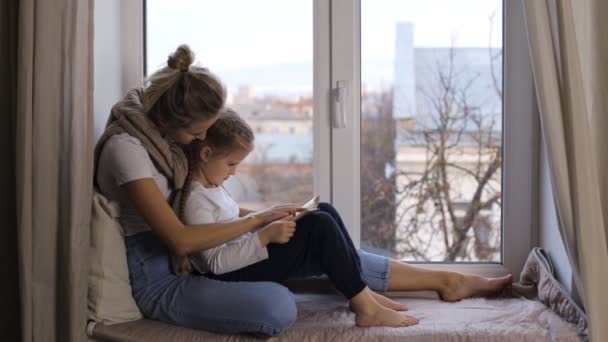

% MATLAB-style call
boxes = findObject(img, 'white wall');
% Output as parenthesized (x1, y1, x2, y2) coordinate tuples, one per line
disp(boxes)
(94, 0, 144, 142)
(94, 0, 123, 141)
(539, 136, 572, 292)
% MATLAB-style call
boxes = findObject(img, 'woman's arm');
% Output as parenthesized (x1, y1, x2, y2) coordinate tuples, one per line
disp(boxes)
(124, 178, 275, 256)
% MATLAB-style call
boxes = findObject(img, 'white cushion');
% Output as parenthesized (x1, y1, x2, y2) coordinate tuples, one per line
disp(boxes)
(88, 191, 143, 324)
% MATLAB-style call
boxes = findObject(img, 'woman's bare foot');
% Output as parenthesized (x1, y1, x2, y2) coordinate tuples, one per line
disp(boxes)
(438, 273, 513, 302)
(350, 292, 408, 311)
(350, 288, 418, 328)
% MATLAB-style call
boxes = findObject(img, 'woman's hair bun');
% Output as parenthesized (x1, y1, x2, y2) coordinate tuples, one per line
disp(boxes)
(167, 44, 195, 72)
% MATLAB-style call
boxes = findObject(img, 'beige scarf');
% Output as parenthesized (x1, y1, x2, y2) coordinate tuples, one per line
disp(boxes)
(94, 88, 188, 190)
(94, 88, 192, 275)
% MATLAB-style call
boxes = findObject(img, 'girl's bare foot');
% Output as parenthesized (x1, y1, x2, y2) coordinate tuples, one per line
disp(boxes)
(355, 305, 418, 328)
(350, 292, 408, 311)
(371, 292, 409, 311)
(438, 273, 513, 302)
(350, 288, 418, 328)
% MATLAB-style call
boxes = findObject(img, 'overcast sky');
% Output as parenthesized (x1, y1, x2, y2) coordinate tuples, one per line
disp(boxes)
(146, 0, 502, 95)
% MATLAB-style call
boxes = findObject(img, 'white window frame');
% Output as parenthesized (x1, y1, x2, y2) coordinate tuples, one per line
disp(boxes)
(329, 0, 538, 277)
(105, 0, 537, 278)
(313, 0, 333, 207)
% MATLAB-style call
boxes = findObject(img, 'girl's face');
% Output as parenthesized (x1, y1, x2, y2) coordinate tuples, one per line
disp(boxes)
(169, 116, 218, 145)
(200, 147, 250, 187)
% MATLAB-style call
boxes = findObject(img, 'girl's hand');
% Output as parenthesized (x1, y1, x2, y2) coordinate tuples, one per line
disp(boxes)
(257, 216, 297, 246)
(250, 205, 304, 226)
(268, 204, 306, 218)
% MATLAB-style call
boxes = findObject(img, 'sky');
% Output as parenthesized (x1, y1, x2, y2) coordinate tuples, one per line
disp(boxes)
(146, 0, 503, 95)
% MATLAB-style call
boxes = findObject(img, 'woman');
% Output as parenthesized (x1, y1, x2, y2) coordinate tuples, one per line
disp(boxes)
(94, 44, 512, 337)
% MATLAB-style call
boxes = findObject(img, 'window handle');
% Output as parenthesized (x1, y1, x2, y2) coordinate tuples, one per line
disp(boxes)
(332, 80, 348, 129)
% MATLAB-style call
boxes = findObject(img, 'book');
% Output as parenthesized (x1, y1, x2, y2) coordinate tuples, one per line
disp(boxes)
(294, 195, 320, 221)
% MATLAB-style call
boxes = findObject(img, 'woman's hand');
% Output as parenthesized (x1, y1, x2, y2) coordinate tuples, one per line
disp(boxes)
(257, 216, 297, 246)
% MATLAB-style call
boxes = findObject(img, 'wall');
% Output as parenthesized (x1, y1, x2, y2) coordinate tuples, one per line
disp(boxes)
(94, 0, 123, 140)
(94, 0, 144, 142)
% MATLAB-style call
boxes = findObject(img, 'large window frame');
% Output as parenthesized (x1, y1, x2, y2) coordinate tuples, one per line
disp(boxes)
(328, 0, 538, 277)
(100, 0, 537, 278)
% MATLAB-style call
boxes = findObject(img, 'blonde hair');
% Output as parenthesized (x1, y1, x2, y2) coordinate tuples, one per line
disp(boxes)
(144, 44, 226, 128)
(179, 108, 255, 220)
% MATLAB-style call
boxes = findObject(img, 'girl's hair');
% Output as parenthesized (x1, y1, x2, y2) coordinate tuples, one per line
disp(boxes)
(144, 44, 226, 128)
(178, 108, 255, 221)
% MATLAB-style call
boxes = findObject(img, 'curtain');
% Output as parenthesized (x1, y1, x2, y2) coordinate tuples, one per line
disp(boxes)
(523, 0, 608, 340)
(15, 0, 94, 341)
(0, 0, 20, 341)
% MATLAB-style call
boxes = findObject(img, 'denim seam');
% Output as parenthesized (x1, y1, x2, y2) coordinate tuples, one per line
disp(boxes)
(361, 256, 390, 292)
(380, 256, 390, 291)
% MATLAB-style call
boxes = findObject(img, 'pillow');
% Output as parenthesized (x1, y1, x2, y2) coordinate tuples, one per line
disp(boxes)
(88, 191, 143, 324)
(511, 247, 588, 335)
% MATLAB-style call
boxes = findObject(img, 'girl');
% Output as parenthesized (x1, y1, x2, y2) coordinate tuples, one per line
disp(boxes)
(179, 108, 418, 328)
(96, 44, 512, 337)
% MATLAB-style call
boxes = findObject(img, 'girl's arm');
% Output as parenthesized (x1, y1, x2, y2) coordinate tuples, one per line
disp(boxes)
(194, 233, 267, 275)
(239, 207, 255, 217)
(123, 178, 286, 256)
(240, 205, 304, 218)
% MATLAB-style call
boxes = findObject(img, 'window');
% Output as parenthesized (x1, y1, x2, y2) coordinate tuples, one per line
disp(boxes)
(330, 0, 536, 274)
(359, 0, 503, 262)
(146, 0, 315, 211)
(133, 0, 535, 275)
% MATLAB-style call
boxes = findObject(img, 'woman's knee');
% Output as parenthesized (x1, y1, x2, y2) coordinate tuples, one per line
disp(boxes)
(253, 284, 297, 336)
(160, 278, 297, 337)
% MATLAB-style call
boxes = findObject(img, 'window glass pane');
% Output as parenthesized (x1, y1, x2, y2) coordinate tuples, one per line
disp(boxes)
(146, 0, 313, 210)
(361, 0, 503, 262)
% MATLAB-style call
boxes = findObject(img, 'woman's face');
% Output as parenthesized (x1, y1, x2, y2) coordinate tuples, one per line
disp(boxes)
(200, 148, 250, 187)
(169, 116, 218, 145)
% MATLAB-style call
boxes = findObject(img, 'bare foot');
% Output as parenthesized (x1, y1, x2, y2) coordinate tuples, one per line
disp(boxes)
(351, 292, 408, 311)
(438, 273, 513, 302)
(350, 288, 418, 328)
(355, 305, 419, 328)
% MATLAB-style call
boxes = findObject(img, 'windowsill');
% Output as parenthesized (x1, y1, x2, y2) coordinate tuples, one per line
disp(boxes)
(89, 291, 581, 342)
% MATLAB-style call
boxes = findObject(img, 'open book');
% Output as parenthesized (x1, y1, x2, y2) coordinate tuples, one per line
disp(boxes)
(294, 195, 320, 221)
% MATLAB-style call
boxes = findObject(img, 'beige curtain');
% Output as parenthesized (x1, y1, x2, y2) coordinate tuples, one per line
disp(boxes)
(523, 0, 608, 340)
(15, 0, 94, 341)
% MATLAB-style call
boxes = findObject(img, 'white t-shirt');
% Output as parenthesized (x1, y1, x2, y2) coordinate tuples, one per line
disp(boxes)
(183, 181, 268, 275)
(96, 133, 173, 236)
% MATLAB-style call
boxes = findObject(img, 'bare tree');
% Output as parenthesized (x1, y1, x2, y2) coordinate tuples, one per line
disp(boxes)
(361, 45, 502, 262)
(393, 47, 502, 262)
(361, 90, 398, 255)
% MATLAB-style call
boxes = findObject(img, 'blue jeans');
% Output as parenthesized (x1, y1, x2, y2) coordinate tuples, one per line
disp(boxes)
(125, 203, 390, 336)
